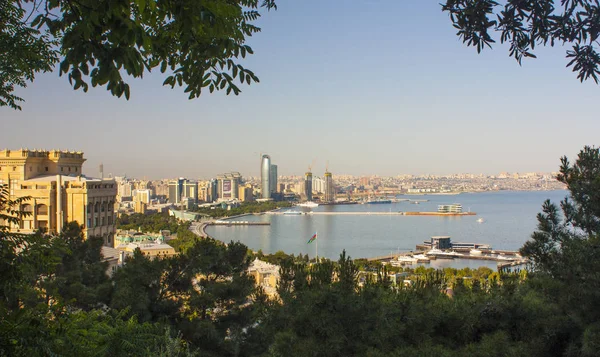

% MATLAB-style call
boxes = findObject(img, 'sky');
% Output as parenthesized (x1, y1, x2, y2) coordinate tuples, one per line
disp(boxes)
(1, 0, 598, 180)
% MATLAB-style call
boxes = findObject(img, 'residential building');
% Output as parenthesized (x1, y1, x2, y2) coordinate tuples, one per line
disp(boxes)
(238, 184, 254, 202)
(312, 176, 325, 194)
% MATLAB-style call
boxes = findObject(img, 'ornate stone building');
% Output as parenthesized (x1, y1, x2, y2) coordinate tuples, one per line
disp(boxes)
(0, 149, 118, 246)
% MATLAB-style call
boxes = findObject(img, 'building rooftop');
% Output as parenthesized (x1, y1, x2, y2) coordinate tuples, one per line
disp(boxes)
(117, 242, 175, 251)
(248, 258, 280, 275)
(23, 174, 110, 183)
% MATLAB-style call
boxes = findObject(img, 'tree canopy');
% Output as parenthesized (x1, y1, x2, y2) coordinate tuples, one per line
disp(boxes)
(1, 0, 276, 110)
(442, 0, 600, 83)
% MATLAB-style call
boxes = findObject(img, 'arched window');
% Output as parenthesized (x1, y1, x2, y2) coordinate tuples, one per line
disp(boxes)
(36, 204, 48, 215)
(101, 203, 106, 212)
(94, 202, 100, 212)
(22, 204, 33, 216)
(87, 203, 92, 214)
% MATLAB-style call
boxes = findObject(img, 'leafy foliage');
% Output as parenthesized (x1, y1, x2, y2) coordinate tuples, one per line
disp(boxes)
(1, 0, 276, 110)
(116, 212, 183, 232)
(520, 145, 600, 354)
(192, 201, 292, 218)
(441, 0, 600, 83)
(0, 1, 58, 110)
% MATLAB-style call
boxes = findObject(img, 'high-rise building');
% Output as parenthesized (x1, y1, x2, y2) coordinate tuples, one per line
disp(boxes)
(133, 189, 151, 204)
(182, 180, 198, 204)
(0, 149, 118, 246)
(153, 181, 169, 198)
(270, 164, 278, 193)
(217, 172, 242, 201)
(304, 172, 313, 201)
(238, 184, 254, 202)
(324, 171, 334, 203)
(261, 155, 271, 199)
(168, 178, 184, 204)
(209, 179, 218, 202)
(313, 176, 325, 194)
(117, 180, 133, 200)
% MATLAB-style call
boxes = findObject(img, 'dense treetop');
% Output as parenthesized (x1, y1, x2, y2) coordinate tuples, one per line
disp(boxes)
(442, 0, 600, 83)
(1, 0, 276, 109)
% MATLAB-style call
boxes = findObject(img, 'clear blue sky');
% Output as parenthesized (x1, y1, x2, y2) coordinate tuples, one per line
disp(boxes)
(1, 0, 597, 179)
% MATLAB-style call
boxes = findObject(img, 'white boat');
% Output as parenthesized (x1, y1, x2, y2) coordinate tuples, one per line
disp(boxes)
(470, 249, 483, 255)
(412, 254, 431, 262)
(396, 256, 418, 264)
(298, 201, 319, 208)
(283, 211, 303, 215)
(476, 218, 485, 223)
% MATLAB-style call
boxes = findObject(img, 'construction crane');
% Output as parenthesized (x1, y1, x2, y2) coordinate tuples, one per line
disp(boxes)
(308, 158, 316, 172)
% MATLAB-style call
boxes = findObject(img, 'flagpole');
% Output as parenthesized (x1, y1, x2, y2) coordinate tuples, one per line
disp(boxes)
(316, 230, 318, 262)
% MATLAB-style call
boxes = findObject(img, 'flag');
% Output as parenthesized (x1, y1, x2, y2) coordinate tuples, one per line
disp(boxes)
(307, 232, 317, 244)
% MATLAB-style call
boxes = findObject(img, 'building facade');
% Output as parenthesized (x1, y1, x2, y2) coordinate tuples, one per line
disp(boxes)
(182, 180, 198, 204)
(261, 155, 271, 199)
(238, 184, 254, 202)
(324, 171, 335, 203)
(270, 164, 278, 194)
(0, 149, 117, 246)
(168, 178, 184, 204)
(304, 172, 313, 201)
(217, 172, 242, 201)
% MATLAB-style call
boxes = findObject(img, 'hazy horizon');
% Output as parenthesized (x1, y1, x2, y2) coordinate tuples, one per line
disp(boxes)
(2, 1, 597, 179)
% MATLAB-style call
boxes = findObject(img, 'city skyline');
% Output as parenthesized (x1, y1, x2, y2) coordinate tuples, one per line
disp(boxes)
(2, 1, 597, 178)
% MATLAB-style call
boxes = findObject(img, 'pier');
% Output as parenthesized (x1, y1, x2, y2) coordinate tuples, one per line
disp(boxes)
(212, 221, 270, 226)
(267, 211, 476, 216)
(369, 236, 528, 268)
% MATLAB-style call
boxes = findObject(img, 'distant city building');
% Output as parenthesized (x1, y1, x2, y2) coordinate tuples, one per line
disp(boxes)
(313, 176, 325, 194)
(304, 171, 313, 201)
(117, 180, 133, 200)
(324, 170, 334, 203)
(0, 149, 117, 246)
(153, 181, 169, 198)
(261, 155, 271, 199)
(168, 178, 184, 204)
(270, 164, 278, 193)
(200, 179, 218, 202)
(134, 200, 147, 214)
(238, 184, 254, 202)
(133, 189, 151, 204)
(183, 180, 198, 205)
(217, 172, 242, 201)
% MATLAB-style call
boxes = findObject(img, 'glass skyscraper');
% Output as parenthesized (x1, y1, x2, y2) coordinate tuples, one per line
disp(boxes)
(261, 155, 271, 199)
(270, 164, 278, 194)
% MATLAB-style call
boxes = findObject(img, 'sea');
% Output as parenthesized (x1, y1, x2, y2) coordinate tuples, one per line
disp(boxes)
(206, 190, 568, 269)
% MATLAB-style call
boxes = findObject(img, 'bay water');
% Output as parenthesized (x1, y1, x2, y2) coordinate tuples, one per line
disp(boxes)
(206, 190, 568, 268)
